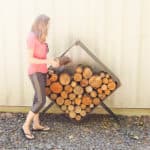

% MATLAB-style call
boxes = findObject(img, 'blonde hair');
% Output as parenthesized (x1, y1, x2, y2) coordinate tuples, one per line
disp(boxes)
(31, 14, 50, 42)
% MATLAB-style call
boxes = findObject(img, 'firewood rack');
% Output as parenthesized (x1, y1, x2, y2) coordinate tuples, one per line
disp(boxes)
(42, 40, 121, 123)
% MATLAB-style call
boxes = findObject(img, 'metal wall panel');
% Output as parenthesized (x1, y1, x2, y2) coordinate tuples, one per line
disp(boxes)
(0, 0, 150, 108)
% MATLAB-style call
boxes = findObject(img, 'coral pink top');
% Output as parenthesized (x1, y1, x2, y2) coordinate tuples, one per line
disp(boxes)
(27, 32, 48, 75)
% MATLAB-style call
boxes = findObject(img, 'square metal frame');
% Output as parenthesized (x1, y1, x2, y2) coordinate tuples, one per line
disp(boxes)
(42, 40, 121, 123)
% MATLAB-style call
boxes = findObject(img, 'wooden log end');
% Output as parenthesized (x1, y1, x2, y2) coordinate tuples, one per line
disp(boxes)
(50, 82, 63, 94)
(59, 73, 71, 85)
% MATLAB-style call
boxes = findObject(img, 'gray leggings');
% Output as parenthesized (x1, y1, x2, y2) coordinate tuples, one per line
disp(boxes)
(29, 72, 46, 113)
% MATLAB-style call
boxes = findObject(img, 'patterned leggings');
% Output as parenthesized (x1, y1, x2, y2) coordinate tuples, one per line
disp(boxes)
(29, 72, 47, 113)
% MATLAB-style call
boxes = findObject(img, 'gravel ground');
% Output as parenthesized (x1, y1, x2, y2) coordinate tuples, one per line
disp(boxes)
(0, 113, 149, 150)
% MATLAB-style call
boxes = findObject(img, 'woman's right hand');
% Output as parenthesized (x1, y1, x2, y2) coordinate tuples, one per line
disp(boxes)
(52, 58, 60, 68)
(47, 58, 59, 68)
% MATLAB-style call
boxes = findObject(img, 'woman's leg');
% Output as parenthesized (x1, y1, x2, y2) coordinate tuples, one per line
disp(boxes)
(33, 113, 50, 131)
(31, 73, 47, 128)
(22, 111, 35, 139)
(22, 73, 46, 137)
(33, 113, 40, 126)
(33, 113, 44, 128)
(30, 73, 46, 113)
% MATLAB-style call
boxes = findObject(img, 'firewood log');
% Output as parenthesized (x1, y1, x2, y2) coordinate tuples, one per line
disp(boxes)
(75, 98, 82, 105)
(101, 84, 107, 91)
(71, 81, 77, 87)
(104, 89, 111, 95)
(108, 79, 113, 83)
(56, 97, 64, 105)
(46, 79, 51, 86)
(75, 106, 82, 114)
(80, 110, 86, 117)
(64, 99, 72, 106)
(106, 74, 110, 79)
(60, 91, 68, 99)
(61, 105, 67, 111)
(75, 65, 83, 73)
(69, 93, 76, 100)
(68, 105, 74, 111)
(90, 91, 97, 98)
(65, 110, 69, 114)
(90, 104, 94, 108)
(64, 85, 73, 93)
(80, 79, 88, 87)
(108, 82, 116, 91)
(74, 73, 82, 82)
(78, 95, 82, 99)
(50, 73, 58, 82)
(98, 94, 106, 100)
(59, 56, 71, 66)
(102, 77, 109, 84)
(59, 73, 71, 85)
(73, 86, 84, 95)
(45, 87, 51, 96)
(85, 86, 93, 93)
(98, 94, 102, 99)
(102, 94, 106, 100)
(82, 96, 92, 106)
(83, 67, 93, 79)
(85, 107, 91, 113)
(81, 104, 86, 109)
(48, 69, 54, 75)
(100, 72, 105, 78)
(69, 111, 76, 118)
(50, 82, 63, 94)
(89, 75, 102, 88)
(93, 98, 100, 105)
(50, 93, 57, 100)
(97, 88, 103, 94)
(75, 115, 81, 121)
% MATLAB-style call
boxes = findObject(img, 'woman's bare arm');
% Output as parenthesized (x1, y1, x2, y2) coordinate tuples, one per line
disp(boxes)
(28, 48, 59, 67)
(28, 48, 51, 64)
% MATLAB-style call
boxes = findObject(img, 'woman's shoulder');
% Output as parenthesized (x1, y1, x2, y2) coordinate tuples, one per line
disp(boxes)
(27, 32, 37, 48)
(27, 32, 36, 40)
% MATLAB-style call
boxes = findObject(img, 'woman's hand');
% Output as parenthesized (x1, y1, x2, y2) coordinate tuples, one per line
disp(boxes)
(47, 58, 59, 68)
(52, 58, 60, 68)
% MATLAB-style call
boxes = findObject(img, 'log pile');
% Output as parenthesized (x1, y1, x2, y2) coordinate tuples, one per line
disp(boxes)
(45, 65, 117, 121)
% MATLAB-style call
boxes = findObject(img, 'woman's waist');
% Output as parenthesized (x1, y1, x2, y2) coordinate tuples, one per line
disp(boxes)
(28, 64, 48, 70)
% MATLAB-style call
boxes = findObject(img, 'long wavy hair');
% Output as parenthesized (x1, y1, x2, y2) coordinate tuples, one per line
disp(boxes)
(31, 14, 50, 43)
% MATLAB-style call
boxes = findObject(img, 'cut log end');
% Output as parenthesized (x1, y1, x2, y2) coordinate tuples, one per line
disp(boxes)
(74, 73, 82, 82)
(89, 75, 102, 89)
(56, 97, 64, 105)
(50, 73, 58, 82)
(75, 65, 83, 74)
(50, 82, 63, 94)
(73, 86, 84, 95)
(83, 67, 93, 79)
(59, 73, 71, 85)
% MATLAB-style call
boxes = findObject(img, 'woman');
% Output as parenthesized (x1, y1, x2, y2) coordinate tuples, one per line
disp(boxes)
(21, 14, 59, 140)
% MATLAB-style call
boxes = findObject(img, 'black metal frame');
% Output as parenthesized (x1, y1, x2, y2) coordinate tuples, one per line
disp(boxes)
(42, 40, 121, 123)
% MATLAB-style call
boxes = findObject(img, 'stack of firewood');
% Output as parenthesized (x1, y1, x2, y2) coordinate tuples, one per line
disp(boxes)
(45, 65, 117, 121)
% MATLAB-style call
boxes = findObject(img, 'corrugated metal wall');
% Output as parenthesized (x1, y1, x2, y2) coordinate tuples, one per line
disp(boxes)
(0, 0, 150, 108)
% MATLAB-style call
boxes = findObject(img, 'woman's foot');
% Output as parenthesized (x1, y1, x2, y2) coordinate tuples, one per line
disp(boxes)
(32, 124, 50, 131)
(21, 125, 35, 140)
(32, 113, 50, 131)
